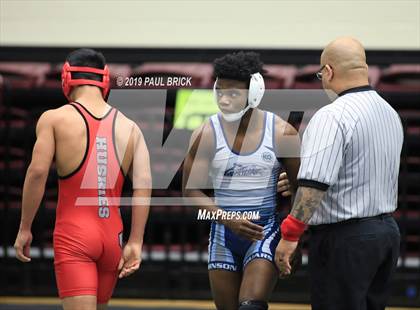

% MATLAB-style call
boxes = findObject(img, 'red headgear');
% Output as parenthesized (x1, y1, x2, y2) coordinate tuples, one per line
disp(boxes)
(61, 62, 110, 100)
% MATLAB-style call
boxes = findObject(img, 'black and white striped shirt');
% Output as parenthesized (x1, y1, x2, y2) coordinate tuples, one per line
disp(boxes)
(297, 86, 404, 225)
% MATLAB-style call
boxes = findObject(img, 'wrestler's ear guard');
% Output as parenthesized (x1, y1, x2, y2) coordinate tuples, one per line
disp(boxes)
(62, 62, 110, 100)
(247, 72, 265, 108)
(213, 72, 265, 122)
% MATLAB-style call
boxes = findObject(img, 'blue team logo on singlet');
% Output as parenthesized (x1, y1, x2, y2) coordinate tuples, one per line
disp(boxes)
(224, 163, 269, 177)
(262, 152, 274, 163)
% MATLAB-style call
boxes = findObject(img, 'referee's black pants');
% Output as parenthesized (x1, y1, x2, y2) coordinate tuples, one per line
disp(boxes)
(309, 214, 400, 310)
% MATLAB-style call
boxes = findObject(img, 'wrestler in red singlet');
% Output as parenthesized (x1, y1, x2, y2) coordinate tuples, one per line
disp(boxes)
(54, 101, 125, 303)
(14, 48, 151, 310)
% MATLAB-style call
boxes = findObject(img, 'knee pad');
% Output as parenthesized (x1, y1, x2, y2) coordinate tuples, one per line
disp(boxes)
(238, 300, 268, 310)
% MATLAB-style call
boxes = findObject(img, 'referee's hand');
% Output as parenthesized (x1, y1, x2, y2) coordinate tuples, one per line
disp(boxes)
(275, 238, 298, 277)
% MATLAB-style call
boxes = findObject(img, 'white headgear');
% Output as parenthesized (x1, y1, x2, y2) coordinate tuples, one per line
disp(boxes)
(213, 72, 265, 122)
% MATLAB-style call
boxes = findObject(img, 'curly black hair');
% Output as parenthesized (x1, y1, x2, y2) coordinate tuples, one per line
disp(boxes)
(66, 48, 106, 82)
(213, 51, 264, 82)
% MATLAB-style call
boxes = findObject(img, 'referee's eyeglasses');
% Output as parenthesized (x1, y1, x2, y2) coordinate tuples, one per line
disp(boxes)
(316, 65, 329, 80)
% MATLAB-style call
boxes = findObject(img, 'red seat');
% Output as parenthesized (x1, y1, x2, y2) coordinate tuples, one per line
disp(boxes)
(263, 65, 297, 89)
(292, 65, 322, 89)
(0, 200, 20, 210)
(0, 146, 25, 159)
(0, 106, 31, 144)
(377, 64, 420, 92)
(42, 63, 62, 89)
(0, 119, 30, 145)
(0, 106, 30, 119)
(398, 109, 420, 120)
(0, 62, 50, 88)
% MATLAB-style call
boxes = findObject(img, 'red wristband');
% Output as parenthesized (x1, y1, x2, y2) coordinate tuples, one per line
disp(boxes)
(281, 215, 307, 241)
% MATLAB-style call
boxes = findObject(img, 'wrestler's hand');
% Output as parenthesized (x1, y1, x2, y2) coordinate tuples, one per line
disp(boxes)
(118, 241, 142, 278)
(222, 219, 264, 242)
(275, 238, 298, 277)
(14, 228, 33, 263)
(277, 172, 292, 197)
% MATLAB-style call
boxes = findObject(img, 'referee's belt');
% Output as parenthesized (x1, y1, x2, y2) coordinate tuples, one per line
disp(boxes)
(309, 213, 392, 232)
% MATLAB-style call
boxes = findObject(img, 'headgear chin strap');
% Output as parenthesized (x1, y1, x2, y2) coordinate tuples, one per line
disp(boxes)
(221, 105, 251, 122)
(214, 72, 265, 122)
(61, 62, 110, 100)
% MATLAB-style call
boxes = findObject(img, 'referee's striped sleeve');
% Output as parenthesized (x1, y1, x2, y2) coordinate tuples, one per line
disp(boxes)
(297, 110, 345, 189)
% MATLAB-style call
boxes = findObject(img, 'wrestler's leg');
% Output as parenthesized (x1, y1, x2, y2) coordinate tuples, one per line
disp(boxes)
(209, 269, 242, 310)
(239, 258, 278, 304)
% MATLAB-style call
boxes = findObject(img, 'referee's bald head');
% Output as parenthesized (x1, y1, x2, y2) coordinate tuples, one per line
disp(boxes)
(320, 37, 369, 93)
(322, 37, 368, 74)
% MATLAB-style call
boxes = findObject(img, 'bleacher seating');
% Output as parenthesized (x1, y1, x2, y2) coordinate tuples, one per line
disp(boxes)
(263, 65, 297, 89)
(377, 64, 420, 92)
(0, 62, 50, 88)
(292, 65, 322, 89)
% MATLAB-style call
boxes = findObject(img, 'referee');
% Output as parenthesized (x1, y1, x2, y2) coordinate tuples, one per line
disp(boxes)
(275, 37, 404, 310)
